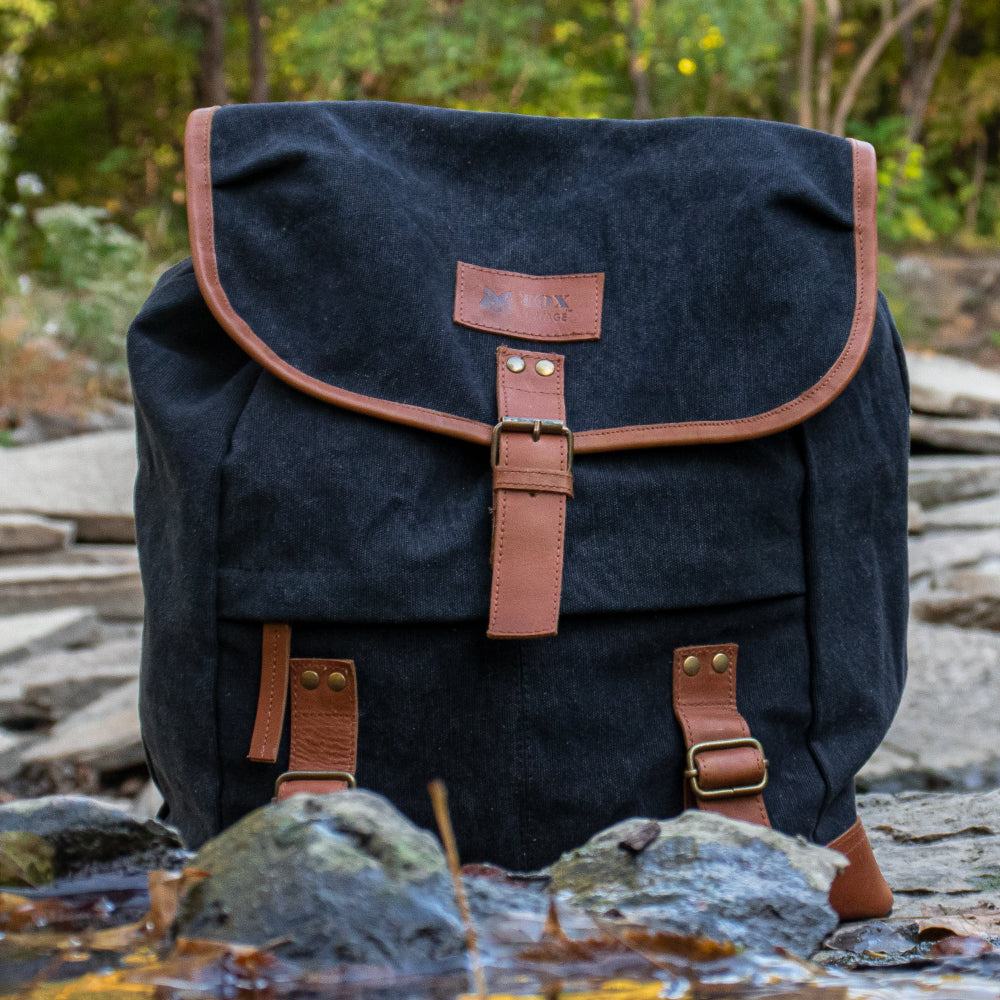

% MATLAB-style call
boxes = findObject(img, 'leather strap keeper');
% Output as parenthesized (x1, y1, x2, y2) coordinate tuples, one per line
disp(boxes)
(247, 623, 291, 763)
(672, 643, 771, 828)
(827, 817, 893, 920)
(488, 346, 572, 639)
(276, 658, 358, 800)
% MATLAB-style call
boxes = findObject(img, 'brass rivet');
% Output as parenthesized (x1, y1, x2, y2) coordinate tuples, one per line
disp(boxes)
(506, 356, 525, 373)
(300, 670, 320, 690)
(535, 359, 555, 376)
(682, 655, 700, 676)
(328, 671, 347, 692)
(712, 653, 730, 673)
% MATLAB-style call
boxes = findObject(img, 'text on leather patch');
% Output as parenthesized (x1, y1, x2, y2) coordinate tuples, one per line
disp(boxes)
(454, 262, 604, 342)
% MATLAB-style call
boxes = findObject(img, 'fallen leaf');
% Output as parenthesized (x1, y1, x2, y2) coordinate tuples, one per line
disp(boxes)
(0, 832, 56, 887)
(929, 934, 998, 958)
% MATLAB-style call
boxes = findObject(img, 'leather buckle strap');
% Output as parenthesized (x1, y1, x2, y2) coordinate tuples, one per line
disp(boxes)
(672, 643, 771, 828)
(487, 347, 572, 639)
(685, 738, 769, 800)
(275, 770, 357, 796)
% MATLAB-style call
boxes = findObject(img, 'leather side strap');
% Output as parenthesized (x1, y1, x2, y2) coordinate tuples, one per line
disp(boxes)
(247, 623, 291, 763)
(827, 817, 893, 920)
(277, 658, 358, 799)
(488, 346, 571, 639)
(672, 643, 770, 827)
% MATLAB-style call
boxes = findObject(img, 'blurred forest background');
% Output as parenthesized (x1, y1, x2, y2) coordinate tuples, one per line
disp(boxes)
(0, 0, 998, 437)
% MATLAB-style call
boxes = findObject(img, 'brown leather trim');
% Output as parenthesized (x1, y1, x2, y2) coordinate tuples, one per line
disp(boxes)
(247, 622, 291, 763)
(185, 107, 492, 450)
(827, 817, 894, 920)
(672, 643, 771, 827)
(277, 658, 358, 800)
(186, 109, 877, 455)
(488, 346, 570, 638)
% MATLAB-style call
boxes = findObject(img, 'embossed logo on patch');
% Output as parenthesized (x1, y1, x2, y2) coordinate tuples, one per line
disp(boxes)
(455, 262, 604, 342)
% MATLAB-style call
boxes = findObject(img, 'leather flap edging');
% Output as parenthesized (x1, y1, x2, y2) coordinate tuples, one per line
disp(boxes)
(185, 106, 878, 455)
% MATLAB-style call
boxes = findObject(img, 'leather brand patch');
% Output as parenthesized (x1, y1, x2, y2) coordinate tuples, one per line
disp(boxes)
(454, 262, 603, 342)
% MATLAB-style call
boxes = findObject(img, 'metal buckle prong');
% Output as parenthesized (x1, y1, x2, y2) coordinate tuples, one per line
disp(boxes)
(490, 418, 574, 470)
(684, 738, 768, 800)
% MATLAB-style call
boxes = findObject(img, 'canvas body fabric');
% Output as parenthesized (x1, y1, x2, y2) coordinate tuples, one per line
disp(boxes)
(128, 101, 910, 920)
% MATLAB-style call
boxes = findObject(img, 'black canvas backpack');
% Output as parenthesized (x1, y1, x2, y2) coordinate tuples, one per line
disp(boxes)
(129, 101, 909, 921)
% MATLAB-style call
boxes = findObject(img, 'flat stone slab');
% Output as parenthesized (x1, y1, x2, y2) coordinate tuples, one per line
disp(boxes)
(906, 350, 1000, 419)
(862, 622, 1000, 782)
(921, 496, 1000, 530)
(0, 635, 141, 725)
(909, 529, 1000, 582)
(909, 454, 1000, 508)
(22, 677, 142, 772)
(0, 561, 143, 619)
(0, 430, 136, 542)
(0, 514, 74, 554)
(912, 570, 1000, 630)
(0, 607, 101, 665)
(860, 789, 1000, 918)
(911, 414, 1000, 454)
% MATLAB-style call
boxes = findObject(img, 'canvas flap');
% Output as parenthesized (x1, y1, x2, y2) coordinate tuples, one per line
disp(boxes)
(185, 101, 877, 453)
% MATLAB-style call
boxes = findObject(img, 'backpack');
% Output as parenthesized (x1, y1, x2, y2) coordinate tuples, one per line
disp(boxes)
(128, 101, 909, 922)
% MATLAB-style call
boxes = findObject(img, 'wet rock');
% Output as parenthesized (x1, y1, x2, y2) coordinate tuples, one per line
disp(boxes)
(909, 455, 1000, 508)
(547, 811, 843, 957)
(0, 607, 101, 666)
(0, 795, 182, 879)
(910, 415, 1000, 454)
(861, 622, 1000, 785)
(0, 561, 143, 619)
(858, 790, 1000, 918)
(0, 430, 136, 542)
(906, 351, 1000, 419)
(0, 514, 74, 554)
(174, 790, 465, 969)
(22, 679, 142, 772)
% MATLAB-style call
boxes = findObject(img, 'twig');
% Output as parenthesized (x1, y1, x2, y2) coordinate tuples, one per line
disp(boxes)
(428, 779, 487, 1000)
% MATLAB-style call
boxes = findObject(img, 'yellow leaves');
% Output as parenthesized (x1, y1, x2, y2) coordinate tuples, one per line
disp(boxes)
(677, 58, 697, 76)
(698, 26, 724, 51)
(552, 21, 582, 45)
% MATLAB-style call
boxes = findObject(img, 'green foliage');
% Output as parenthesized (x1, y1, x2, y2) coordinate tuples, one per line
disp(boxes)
(33, 202, 153, 366)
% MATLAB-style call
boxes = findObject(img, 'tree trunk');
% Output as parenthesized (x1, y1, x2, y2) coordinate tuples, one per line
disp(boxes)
(628, 0, 653, 119)
(830, 0, 940, 137)
(816, 0, 841, 132)
(799, 0, 817, 128)
(963, 134, 988, 236)
(189, 0, 228, 107)
(905, 0, 962, 142)
(246, 0, 269, 103)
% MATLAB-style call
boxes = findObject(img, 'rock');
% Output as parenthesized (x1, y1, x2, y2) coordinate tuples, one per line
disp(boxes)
(905, 350, 1000, 419)
(908, 529, 1000, 582)
(0, 728, 29, 781)
(861, 622, 1000, 784)
(912, 571, 1000, 630)
(0, 561, 143, 619)
(130, 780, 164, 822)
(858, 790, 1000, 918)
(920, 496, 1000, 530)
(547, 811, 843, 957)
(174, 790, 465, 968)
(909, 455, 1000, 508)
(22, 678, 142, 772)
(908, 501, 925, 535)
(0, 635, 141, 725)
(910, 415, 1000, 454)
(0, 831, 56, 886)
(0, 430, 136, 542)
(0, 607, 101, 666)
(0, 795, 183, 878)
(0, 514, 74, 554)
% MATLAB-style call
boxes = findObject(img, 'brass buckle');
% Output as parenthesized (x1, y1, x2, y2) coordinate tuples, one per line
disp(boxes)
(490, 418, 574, 470)
(684, 738, 768, 800)
(274, 770, 357, 797)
